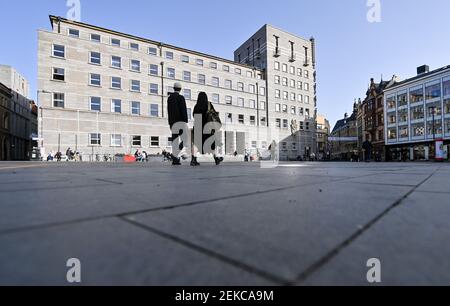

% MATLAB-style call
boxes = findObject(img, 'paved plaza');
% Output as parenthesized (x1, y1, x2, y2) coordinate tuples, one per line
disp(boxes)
(0, 161, 449, 286)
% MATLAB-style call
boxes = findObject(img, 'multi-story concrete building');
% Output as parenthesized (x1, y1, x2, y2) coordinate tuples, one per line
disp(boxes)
(0, 65, 34, 160)
(384, 65, 450, 161)
(38, 16, 317, 160)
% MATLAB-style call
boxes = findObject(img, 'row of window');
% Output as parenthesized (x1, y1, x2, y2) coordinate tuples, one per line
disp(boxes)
(61, 29, 258, 77)
(88, 133, 161, 147)
(274, 75, 310, 91)
(275, 104, 312, 118)
(274, 62, 310, 79)
(275, 118, 311, 130)
(387, 119, 450, 140)
(51, 48, 265, 94)
(387, 99, 450, 124)
(275, 89, 310, 103)
(386, 77, 450, 110)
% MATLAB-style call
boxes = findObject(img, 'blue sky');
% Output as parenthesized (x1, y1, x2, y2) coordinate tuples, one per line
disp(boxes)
(0, 0, 449, 127)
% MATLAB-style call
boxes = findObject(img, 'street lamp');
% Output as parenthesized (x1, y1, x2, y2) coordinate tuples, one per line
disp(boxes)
(429, 106, 436, 140)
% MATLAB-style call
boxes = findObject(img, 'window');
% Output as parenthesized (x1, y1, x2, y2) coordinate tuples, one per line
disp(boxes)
(306, 122, 310, 131)
(235, 68, 241, 75)
(238, 98, 244, 107)
(248, 84, 255, 94)
(212, 77, 219, 87)
(283, 91, 288, 100)
(291, 106, 296, 114)
(90, 97, 101, 112)
(237, 82, 244, 91)
(181, 55, 189, 63)
(131, 60, 141, 72)
(225, 113, 232, 123)
(111, 134, 122, 147)
(282, 64, 288, 73)
(249, 100, 256, 109)
(225, 96, 233, 105)
(111, 99, 122, 113)
(91, 34, 101, 42)
(290, 79, 296, 88)
(111, 77, 121, 89)
(411, 124, 425, 137)
(410, 86, 424, 103)
(149, 83, 159, 95)
(90, 73, 101, 86)
(282, 78, 288, 87)
(225, 80, 232, 89)
(305, 96, 310, 104)
(297, 94, 303, 103)
(198, 74, 206, 85)
(149, 64, 158, 76)
(196, 59, 204, 66)
(411, 105, 424, 120)
(304, 70, 309, 78)
(89, 133, 101, 146)
(238, 115, 245, 124)
(151, 136, 160, 147)
(261, 117, 267, 126)
(275, 75, 281, 84)
(283, 119, 289, 129)
(274, 62, 280, 70)
(165, 51, 174, 59)
(276, 119, 281, 128)
(130, 43, 139, 51)
(210, 62, 218, 69)
(304, 83, 310, 91)
(53, 44, 65, 58)
(299, 107, 304, 116)
(183, 71, 191, 82)
(150, 104, 159, 117)
(90, 52, 101, 65)
(250, 116, 256, 126)
(212, 94, 219, 104)
(425, 81, 441, 100)
(398, 92, 407, 107)
(148, 47, 158, 56)
(305, 108, 310, 118)
(184, 89, 192, 100)
(247, 71, 253, 78)
(52, 68, 65, 81)
(290, 93, 296, 101)
(111, 56, 121, 69)
(132, 136, 142, 147)
(275, 103, 281, 112)
(297, 81, 303, 90)
(290, 66, 295, 75)
(444, 77, 450, 97)
(131, 101, 140, 115)
(131, 80, 141, 92)
(297, 68, 302, 77)
(68, 29, 79, 38)
(53, 93, 65, 108)
(223, 65, 230, 72)
(111, 38, 121, 47)
(275, 89, 281, 99)
(282, 104, 288, 113)
(386, 96, 396, 109)
(167, 68, 175, 78)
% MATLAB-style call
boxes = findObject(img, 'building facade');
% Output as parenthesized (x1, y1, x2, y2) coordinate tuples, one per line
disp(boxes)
(330, 105, 358, 161)
(316, 114, 330, 160)
(358, 77, 397, 161)
(384, 65, 450, 161)
(0, 65, 34, 161)
(38, 16, 317, 160)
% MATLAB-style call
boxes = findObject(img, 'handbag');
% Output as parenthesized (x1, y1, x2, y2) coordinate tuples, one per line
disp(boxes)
(206, 102, 222, 125)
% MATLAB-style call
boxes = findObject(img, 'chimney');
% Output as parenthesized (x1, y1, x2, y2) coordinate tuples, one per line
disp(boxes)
(417, 65, 430, 75)
(344, 113, 348, 119)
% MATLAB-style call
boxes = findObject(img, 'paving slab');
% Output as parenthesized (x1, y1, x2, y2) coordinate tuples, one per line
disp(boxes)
(0, 218, 273, 286)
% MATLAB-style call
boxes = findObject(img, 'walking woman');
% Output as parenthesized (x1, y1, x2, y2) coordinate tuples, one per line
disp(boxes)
(191, 92, 224, 166)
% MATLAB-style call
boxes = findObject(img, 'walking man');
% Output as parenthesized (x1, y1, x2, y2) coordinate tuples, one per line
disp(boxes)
(167, 82, 189, 165)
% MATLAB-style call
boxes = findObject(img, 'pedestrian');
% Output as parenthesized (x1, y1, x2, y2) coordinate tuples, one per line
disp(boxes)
(167, 82, 189, 166)
(142, 151, 148, 162)
(192, 92, 224, 166)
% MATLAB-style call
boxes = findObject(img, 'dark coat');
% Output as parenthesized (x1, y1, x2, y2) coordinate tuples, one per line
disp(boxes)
(193, 101, 217, 153)
(167, 92, 188, 128)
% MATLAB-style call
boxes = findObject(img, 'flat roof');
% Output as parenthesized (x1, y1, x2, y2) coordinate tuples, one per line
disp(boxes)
(49, 15, 263, 72)
(385, 65, 450, 91)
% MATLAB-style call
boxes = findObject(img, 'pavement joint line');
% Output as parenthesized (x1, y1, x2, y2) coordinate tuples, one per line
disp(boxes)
(95, 178, 124, 185)
(0, 182, 114, 194)
(118, 216, 289, 286)
(414, 190, 450, 195)
(335, 181, 418, 188)
(0, 172, 378, 236)
(0, 164, 49, 171)
(294, 166, 442, 285)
